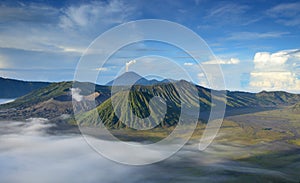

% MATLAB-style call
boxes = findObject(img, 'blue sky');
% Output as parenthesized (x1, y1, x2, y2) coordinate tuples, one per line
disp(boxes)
(0, 0, 299, 92)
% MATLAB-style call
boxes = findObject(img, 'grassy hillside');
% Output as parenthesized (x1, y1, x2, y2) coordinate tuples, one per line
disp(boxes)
(1, 76, 300, 129)
(76, 81, 300, 129)
(290, 102, 300, 112)
(0, 81, 111, 120)
(0, 81, 72, 109)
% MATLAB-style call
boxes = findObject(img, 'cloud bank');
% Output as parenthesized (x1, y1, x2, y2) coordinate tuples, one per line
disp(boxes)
(250, 49, 300, 92)
(202, 58, 240, 65)
(0, 118, 296, 182)
(0, 119, 143, 183)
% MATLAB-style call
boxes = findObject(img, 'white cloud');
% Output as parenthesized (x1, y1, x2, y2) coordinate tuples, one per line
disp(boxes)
(250, 71, 300, 91)
(184, 62, 194, 66)
(125, 59, 136, 72)
(206, 3, 248, 19)
(197, 72, 209, 87)
(0, 120, 142, 183)
(198, 73, 205, 77)
(0, 119, 292, 182)
(0, 1, 135, 54)
(197, 64, 226, 90)
(56, 45, 86, 54)
(59, 0, 134, 30)
(95, 67, 108, 71)
(253, 51, 289, 70)
(266, 2, 300, 26)
(0, 1, 136, 81)
(0, 54, 9, 69)
(0, 4, 75, 53)
(71, 88, 83, 102)
(250, 49, 300, 92)
(22, 118, 54, 135)
(202, 3, 254, 27)
(202, 58, 240, 65)
(227, 31, 289, 41)
(0, 4, 59, 23)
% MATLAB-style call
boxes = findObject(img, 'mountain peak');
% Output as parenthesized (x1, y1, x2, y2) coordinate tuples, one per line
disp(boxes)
(106, 71, 163, 86)
(106, 71, 145, 86)
(120, 71, 142, 77)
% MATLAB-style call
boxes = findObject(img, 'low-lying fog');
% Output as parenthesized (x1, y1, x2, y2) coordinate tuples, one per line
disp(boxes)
(0, 118, 299, 183)
(0, 99, 15, 105)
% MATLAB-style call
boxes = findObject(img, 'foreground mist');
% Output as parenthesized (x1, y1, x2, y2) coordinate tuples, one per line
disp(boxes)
(0, 119, 298, 183)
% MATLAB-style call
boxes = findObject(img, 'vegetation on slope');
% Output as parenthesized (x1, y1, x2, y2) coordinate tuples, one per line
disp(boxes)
(1, 73, 300, 129)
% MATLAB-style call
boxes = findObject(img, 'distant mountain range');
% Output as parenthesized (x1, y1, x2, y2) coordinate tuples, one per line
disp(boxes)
(0, 77, 50, 98)
(1, 72, 300, 128)
(106, 71, 175, 86)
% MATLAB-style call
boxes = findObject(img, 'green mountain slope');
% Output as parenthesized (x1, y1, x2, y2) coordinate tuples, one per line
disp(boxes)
(76, 81, 300, 128)
(1, 73, 300, 128)
(77, 81, 197, 128)
(289, 102, 300, 112)
(0, 81, 111, 120)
